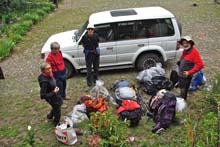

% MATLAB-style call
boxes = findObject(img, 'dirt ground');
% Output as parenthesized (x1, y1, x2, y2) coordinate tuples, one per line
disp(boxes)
(0, 0, 220, 146)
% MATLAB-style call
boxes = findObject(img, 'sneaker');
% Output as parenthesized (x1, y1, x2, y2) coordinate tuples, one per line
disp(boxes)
(156, 128, 165, 134)
(64, 97, 71, 100)
(87, 82, 92, 87)
(61, 104, 68, 109)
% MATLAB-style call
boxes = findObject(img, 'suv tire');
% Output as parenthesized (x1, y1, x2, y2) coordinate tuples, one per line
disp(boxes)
(136, 53, 160, 70)
(64, 60, 74, 78)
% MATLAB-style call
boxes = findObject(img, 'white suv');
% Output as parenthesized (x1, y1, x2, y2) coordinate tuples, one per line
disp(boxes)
(41, 7, 182, 78)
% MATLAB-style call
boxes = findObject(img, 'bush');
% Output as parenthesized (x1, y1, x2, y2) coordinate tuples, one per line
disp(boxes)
(23, 13, 41, 24)
(10, 23, 27, 36)
(35, 9, 47, 17)
(88, 111, 128, 147)
(9, 34, 22, 43)
(19, 20, 33, 30)
(0, 39, 14, 60)
(41, 6, 52, 13)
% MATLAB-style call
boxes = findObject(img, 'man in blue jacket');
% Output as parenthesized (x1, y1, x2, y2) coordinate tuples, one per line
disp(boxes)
(82, 24, 100, 87)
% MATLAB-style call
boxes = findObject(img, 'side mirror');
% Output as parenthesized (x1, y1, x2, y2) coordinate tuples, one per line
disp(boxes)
(72, 35, 76, 42)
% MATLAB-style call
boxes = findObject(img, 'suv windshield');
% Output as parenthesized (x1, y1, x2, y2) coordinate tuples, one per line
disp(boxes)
(76, 20, 88, 41)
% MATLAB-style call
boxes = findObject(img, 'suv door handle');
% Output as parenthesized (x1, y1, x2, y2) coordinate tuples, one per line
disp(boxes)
(106, 47, 113, 50)
(137, 44, 144, 47)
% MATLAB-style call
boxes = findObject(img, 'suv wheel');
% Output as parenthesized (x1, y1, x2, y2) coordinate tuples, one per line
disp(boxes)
(64, 60, 74, 78)
(136, 53, 160, 70)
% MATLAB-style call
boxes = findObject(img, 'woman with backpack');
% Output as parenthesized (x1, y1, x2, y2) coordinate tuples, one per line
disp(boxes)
(177, 36, 204, 100)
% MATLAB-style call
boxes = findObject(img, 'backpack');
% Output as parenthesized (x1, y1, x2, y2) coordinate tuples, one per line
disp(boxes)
(143, 76, 173, 95)
(114, 87, 137, 105)
(117, 100, 142, 127)
(112, 80, 130, 90)
(152, 92, 176, 132)
(84, 97, 107, 115)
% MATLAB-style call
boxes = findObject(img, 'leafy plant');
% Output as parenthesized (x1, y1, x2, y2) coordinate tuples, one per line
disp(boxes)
(88, 111, 128, 147)
(35, 9, 47, 17)
(0, 39, 14, 59)
(20, 125, 35, 147)
(23, 13, 41, 24)
(10, 23, 28, 36)
(183, 75, 220, 147)
(10, 34, 22, 43)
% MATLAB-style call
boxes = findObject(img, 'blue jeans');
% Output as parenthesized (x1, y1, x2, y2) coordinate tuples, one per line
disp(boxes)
(53, 69, 67, 103)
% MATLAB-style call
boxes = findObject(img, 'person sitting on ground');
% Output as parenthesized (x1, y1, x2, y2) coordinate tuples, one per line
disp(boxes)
(177, 36, 204, 100)
(38, 62, 61, 126)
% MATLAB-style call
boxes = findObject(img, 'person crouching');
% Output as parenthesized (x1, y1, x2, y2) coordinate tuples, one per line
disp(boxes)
(178, 36, 204, 100)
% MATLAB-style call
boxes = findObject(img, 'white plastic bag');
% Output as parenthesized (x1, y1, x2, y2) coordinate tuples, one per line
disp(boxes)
(90, 80, 109, 99)
(55, 118, 77, 145)
(71, 104, 88, 126)
(136, 63, 165, 82)
(176, 97, 187, 112)
(119, 87, 136, 99)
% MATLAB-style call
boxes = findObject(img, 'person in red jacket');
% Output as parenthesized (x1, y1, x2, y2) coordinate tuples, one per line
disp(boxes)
(178, 36, 204, 100)
(46, 42, 69, 108)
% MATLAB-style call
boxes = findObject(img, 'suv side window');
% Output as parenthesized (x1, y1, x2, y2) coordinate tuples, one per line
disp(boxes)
(116, 21, 135, 40)
(95, 24, 114, 43)
(142, 19, 174, 38)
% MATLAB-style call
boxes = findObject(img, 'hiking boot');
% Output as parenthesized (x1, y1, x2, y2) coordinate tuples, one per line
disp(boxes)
(47, 114, 53, 121)
(87, 82, 92, 87)
(53, 121, 60, 127)
(64, 96, 71, 100)
(61, 104, 68, 109)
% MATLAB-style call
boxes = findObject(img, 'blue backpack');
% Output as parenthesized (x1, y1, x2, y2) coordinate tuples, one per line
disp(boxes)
(189, 70, 205, 92)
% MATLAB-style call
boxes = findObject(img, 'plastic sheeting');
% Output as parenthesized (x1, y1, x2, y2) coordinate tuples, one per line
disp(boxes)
(136, 63, 165, 83)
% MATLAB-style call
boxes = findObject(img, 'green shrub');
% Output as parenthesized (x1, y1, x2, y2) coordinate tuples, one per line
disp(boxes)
(23, 13, 41, 24)
(10, 23, 27, 36)
(20, 20, 33, 30)
(9, 34, 22, 43)
(41, 6, 51, 13)
(88, 111, 128, 147)
(2, 13, 13, 24)
(35, 9, 47, 17)
(42, 2, 56, 11)
(0, 39, 14, 60)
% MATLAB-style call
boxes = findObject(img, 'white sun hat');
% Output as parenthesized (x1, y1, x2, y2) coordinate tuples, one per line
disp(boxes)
(87, 23, 94, 29)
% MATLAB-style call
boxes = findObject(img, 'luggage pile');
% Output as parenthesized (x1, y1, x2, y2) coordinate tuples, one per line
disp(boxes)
(113, 80, 142, 127)
(136, 64, 174, 95)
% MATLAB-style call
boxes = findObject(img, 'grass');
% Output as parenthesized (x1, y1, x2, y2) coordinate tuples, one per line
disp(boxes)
(0, 0, 220, 146)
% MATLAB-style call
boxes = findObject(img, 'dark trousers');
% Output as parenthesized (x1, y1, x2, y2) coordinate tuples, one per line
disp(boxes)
(0, 66, 4, 79)
(85, 53, 100, 86)
(46, 99, 61, 124)
(178, 76, 192, 100)
(51, 0, 58, 8)
(54, 69, 66, 102)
